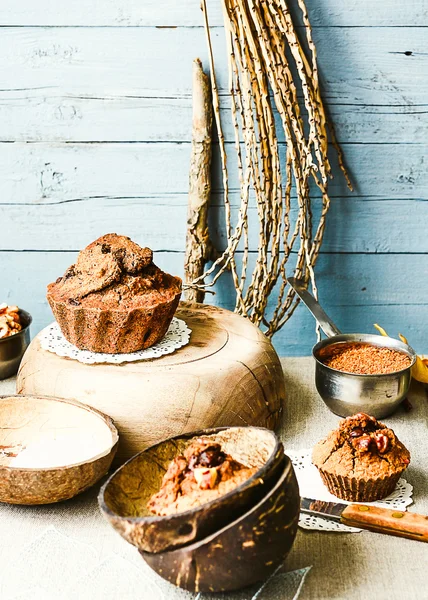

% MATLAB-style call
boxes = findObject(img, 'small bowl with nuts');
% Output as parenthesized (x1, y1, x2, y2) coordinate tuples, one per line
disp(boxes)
(0, 304, 32, 380)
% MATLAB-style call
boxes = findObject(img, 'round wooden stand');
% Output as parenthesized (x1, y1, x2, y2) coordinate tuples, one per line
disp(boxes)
(17, 303, 285, 463)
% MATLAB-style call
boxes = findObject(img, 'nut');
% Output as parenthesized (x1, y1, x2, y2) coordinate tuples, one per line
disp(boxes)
(355, 413, 378, 433)
(374, 433, 390, 454)
(349, 427, 364, 438)
(193, 467, 218, 490)
(0, 304, 22, 338)
(353, 435, 373, 452)
(198, 447, 226, 468)
(188, 443, 226, 470)
(354, 413, 373, 420)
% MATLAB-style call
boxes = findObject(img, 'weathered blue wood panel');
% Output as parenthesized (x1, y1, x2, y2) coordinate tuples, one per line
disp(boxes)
(0, 143, 424, 203)
(0, 27, 425, 105)
(0, 96, 424, 144)
(1, 197, 427, 254)
(1, 0, 426, 27)
(2, 251, 427, 356)
(0, 0, 426, 356)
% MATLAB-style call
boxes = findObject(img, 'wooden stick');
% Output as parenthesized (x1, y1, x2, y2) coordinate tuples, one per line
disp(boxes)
(184, 58, 214, 303)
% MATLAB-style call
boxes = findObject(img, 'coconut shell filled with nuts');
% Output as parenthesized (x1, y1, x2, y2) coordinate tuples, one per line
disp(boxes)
(98, 426, 285, 554)
(140, 456, 299, 593)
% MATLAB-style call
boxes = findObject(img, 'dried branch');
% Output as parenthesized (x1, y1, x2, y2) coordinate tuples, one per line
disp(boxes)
(190, 0, 352, 335)
(184, 58, 215, 303)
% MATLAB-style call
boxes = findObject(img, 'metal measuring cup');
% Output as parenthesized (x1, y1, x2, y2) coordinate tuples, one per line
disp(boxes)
(287, 278, 416, 418)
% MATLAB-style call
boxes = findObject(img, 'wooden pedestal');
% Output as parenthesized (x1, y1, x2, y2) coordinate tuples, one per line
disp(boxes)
(17, 303, 285, 463)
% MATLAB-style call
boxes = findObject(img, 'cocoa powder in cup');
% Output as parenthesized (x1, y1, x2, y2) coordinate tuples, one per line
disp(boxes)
(320, 342, 411, 375)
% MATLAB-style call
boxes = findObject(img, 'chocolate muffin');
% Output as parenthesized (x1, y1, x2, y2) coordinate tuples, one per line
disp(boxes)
(147, 437, 258, 516)
(312, 413, 410, 502)
(47, 234, 182, 353)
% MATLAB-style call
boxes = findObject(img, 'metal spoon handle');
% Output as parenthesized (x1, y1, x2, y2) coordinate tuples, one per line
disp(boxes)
(287, 278, 342, 338)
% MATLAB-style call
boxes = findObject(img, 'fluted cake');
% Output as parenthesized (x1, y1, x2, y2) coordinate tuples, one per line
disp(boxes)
(47, 234, 182, 353)
(312, 413, 410, 502)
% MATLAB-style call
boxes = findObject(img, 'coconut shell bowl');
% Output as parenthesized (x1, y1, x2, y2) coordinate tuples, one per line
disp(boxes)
(0, 394, 118, 504)
(99, 426, 300, 593)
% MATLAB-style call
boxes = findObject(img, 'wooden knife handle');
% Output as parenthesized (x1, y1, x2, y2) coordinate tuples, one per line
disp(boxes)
(341, 504, 428, 542)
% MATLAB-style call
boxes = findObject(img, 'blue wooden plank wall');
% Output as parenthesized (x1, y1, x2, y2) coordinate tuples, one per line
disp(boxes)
(0, 1, 427, 356)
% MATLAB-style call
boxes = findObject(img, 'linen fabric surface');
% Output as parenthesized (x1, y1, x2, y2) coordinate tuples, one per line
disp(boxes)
(1, 358, 427, 599)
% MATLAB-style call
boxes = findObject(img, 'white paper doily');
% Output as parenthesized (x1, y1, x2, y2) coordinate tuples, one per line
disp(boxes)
(39, 318, 191, 364)
(286, 448, 413, 533)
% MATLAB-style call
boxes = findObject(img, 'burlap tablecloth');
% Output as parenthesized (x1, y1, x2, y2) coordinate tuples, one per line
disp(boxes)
(1, 358, 427, 600)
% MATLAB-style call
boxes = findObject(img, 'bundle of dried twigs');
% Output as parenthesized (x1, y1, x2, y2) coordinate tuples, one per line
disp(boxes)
(190, 0, 351, 337)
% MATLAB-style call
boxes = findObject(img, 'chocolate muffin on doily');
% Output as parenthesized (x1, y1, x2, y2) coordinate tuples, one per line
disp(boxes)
(312, 413, 410, 502)
(47, 234, 182, 354)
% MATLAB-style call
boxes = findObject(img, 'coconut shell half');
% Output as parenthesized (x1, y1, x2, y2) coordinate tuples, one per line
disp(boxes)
(0, 395, 118, 504)
(99, 426, 284, 553)
(140, 455, 299, 593)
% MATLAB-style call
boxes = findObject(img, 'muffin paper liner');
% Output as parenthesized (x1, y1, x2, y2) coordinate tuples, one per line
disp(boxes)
(47, 292, 181, 354)
(39, 318, 191, 364)
(317, 469, 403, 503)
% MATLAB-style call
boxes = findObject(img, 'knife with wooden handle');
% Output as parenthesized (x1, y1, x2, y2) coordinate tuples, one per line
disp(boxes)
(301, 498, 428, 542)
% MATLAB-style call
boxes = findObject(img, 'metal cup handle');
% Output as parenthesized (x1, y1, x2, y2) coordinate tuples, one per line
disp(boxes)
(287, 278, 342, 338)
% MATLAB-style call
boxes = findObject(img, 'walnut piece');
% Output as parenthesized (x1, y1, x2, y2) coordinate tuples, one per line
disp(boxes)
(353, 435, 373, 453)
(374, 432, 390, 454)
(193, 467, 218, 490)
(0, 304, 22, 339)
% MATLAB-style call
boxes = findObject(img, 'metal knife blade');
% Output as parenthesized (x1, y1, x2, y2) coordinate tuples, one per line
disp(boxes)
(300, 497, 347, 521)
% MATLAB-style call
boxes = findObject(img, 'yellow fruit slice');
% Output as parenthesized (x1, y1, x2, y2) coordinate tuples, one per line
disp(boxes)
(409, 356, 428, 384)
(373, 324, 428, 384)
(373, 323, 389, 337)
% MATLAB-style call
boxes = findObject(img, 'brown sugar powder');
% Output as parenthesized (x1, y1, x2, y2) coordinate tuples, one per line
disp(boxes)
(320, 342, 411, 375)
